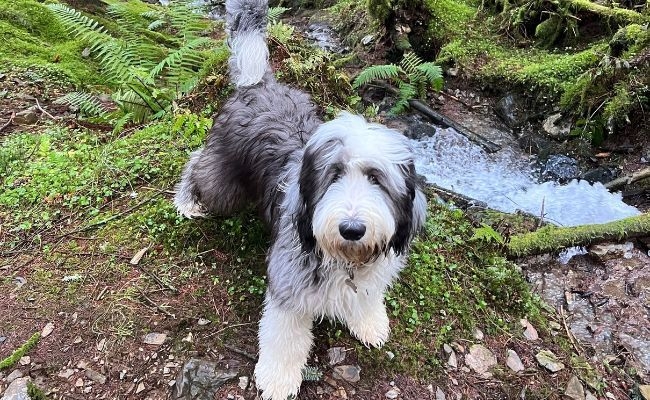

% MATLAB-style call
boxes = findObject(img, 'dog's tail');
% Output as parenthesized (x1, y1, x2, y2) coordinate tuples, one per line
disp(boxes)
(225, 0, 270, 87)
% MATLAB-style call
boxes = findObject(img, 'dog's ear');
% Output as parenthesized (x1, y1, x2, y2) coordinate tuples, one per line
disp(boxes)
(389, 162, 426, 254)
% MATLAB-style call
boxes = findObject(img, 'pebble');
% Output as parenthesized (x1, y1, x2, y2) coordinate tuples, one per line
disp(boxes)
(332, 365, 360, 383)
(506, 349, 525, 373)
(85, 368, 107, 385)
(436, 387, 446, 400)
(73, 336, 83, 344)
(473, 328, 484, 341)
(41, 322, 55, 338)
(385, 388, 401, 399)
(142, 333, 167, 345)
(327, 347, 346, 365)
(18, 356, 30, 366)
(197, 318, 211, 326)
(536, 350, 565, 372)
(136, 382, 145, 394)
(75, 378, 84, 387)
(5, 369, 23, 383)
(447, 351, 457, 369)
(97, 338, 106, 351)
(465, 344, 497, 376)
(58, 369, 75, 379)
(564, 375, 585, 400)
(1, 376, 30, 400)
(520, 319, 539, 341)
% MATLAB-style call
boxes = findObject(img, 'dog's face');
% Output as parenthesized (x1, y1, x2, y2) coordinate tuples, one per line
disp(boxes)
(296, 113, 427, 265)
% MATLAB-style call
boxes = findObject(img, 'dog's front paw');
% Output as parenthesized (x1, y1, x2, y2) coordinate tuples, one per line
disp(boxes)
(254, 359, 302, 400)
(348, 306, 390, 348)
(174, 199, 207, 219)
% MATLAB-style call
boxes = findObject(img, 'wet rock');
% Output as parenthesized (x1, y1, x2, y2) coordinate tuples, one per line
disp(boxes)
(0, 336, 6, 345)
(385, 388, 401, 399)
(565, 375, 585, 400)
(465, 345, 497, 376)
(1, 376, 30, 400)
(305, 23, 346, 53)
(143, 332, 167, 345)
(618, 333, 650, 375)
(541, 154, 580, 182)
(495, 93, 530, 129)
(405, 121, 437, 139)
(589, 242, 634, 260)
(332, 365, 361, 383)
(581, 167, 617, 184)
(13, 109, 38, 125)
(542, 113, 571, 138)
(521, 318, 539, 341)
(327, 347, 346, 365)
(85, 368, 107, 384)
(518, 132, 553, 158)
(506, 349, 524, 373)
(172, 358, 239, 400)
(535, 350, 565, 372)
(5, 370, 23, 383)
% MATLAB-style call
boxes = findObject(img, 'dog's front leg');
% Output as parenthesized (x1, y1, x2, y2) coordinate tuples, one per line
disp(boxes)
(255, 298, 313, 400)
(343, 289, 390, 348)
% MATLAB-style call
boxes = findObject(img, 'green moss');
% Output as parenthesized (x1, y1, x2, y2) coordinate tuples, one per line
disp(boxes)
(0, 332, 40, 370)
(423, 0, 476, 39)
(0, 0, 101, 84)
(568, 0, 648, 24)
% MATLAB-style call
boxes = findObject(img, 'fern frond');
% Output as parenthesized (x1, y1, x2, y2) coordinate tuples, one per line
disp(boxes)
(141, 10, 163, 20)
(301, 366, 322, 382)
(149, 37, 211, 79)
(400, 52, 425, 76)
(416, 62, 444, 90)
(107, 4, 147, 31)
(268, 6, 290, 23)
(46, 4, 109, 40)
(390, 82, 417, 114)
(54, 92, 109, 119)
(167, 1, 208, 39)
(147, 19, 167, 31)
(353, 64, 402, 88)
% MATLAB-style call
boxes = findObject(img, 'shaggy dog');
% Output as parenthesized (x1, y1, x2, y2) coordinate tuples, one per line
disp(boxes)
(173, 0, 427, 398)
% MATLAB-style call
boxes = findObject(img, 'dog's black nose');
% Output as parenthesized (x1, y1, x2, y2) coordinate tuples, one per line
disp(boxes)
(339, 221, 366, 241)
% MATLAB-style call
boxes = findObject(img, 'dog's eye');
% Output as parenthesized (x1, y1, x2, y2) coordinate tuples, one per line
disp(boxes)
(367, 174, 380, 185)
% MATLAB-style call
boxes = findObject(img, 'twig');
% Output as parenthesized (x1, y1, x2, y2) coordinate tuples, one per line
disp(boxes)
(604, 167, 650, 190)
(0, 112, 15, 132)
(205, 322, 256, 338)
(136, 263, 178, 294)
(559, 305, 583, 354)
(35, 98, 57, 120)
(138, 290, 176, 319)
(224, 344, 258, 361)
(56, 194, 160, 239)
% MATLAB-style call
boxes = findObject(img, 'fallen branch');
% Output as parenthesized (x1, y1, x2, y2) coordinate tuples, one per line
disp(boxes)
(507, 213, 650, 257)
(377, 82, 502, 153)
(604, 167, 650, 190)
(35, 98, 58, 121)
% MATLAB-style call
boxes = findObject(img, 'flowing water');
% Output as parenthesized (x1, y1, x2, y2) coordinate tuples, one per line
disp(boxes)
(410, 127, 641, 227)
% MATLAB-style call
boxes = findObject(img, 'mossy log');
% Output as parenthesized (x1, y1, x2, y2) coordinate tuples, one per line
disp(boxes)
(568, 0, 649, 25)
(507, 213, 650, 257)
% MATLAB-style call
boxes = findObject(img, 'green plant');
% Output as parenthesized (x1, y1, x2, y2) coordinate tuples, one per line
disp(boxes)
(46, 2, 217, 130)
(0, 332, 40, 370)
(353, 52, 443, 113)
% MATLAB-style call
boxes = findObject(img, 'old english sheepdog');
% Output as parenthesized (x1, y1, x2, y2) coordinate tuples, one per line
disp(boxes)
(173, 0, 427, 398)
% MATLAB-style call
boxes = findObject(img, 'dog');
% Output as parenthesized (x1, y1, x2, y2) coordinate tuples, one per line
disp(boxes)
(173, 0, 427, 398)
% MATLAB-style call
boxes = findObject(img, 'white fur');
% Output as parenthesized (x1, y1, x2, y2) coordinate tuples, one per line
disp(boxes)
(230, 31, 269, 87)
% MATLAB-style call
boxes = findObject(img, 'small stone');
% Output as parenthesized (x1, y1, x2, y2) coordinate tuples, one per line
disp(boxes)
(2, 376, 30, 399)
(447, 351, 457, 369)
(13, 109, 38, 125)
(172, 358, 239, 399)
(451, 378, 458, 385)
(535, 350, 565, 372)
(473, 328, 484, 341)
(385, 388, 401, 399)
(97, 338, 106, 351)
(238, 376, 249, 390)
(386, 351, 395, 360)
(6, 369, 24, 383)
(334, 387, 348, 399)
(443, 344, 453, 354)
(142, 333, 167, 345)
(639, 385, 650, 400)
(585, 389, 598, 400)
(81, 47, 91, 58)
(85, 368, 107, 385)
(77, 360, 89, 369)
(136, 382, 145, 394)
(83, 386, 92, 394)
(327, 347, 347, 365)
(564, 375, 585, 400)
(197, 318, 211, 326)
(41, 322, 55, 338)
(332, 365, 361, 383)
(73, 336, 83, 344)
(447, 67, 459, 77)
(542, 113, 571, 137)
(182, 332, 193, 343)
(465, 344, 497, 376)
(19, 356, 30, 366)
(436, 387, 446, 400)
(58, 369, 75, 379)
(549, 321, 562, 330)
(506, 349, 525, 373)
(75, 378, 84, 387)
(361, 34, 374, 45)
(520, 319, 539, 341)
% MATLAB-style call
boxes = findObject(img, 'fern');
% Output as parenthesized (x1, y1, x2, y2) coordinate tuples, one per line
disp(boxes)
(54, 92, 109, 119)
(354, 52, 445, 114)
(352, 64, 402, 88)
(268, 6, 290, 23)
